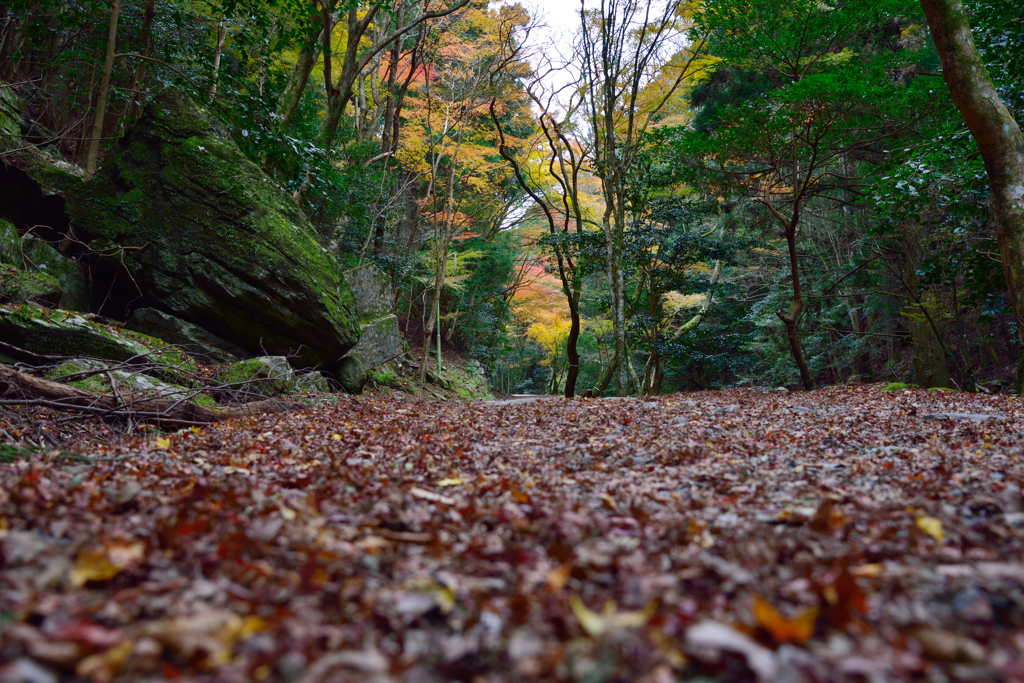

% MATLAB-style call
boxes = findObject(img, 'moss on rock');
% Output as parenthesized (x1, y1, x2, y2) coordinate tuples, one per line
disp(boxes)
(46, 357, 213, 404)
(0, 305, 198, 384)
(63, 90, 360, 369)
(0, 265, 62, 306)
(218, 356, 296, 397)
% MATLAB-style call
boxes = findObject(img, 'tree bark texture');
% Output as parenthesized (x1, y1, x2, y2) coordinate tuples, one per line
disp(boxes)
(85, 0, 120, 176)
(919, 0, 1024, 391)
(207, 20, 227, 102)
(275, 0, 323, 127)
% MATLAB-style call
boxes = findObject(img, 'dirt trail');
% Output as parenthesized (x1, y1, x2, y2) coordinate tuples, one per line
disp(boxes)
(2, 386, 1023, 681)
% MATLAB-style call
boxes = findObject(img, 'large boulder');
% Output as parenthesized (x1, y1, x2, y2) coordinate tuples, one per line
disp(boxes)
(63, 90, 360, 370)
(341, 264, 403, 371)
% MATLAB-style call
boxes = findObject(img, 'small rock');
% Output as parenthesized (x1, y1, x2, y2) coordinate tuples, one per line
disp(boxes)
(715, 404, 741, 414)
(921, 412, 1006, 423)
(909, 626, 986, 663)
(112, 481, 142, 506)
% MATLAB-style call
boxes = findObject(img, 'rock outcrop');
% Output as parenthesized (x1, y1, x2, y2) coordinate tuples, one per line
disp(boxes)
(63, 90, 360, 370)
(342, 264, 403, 370)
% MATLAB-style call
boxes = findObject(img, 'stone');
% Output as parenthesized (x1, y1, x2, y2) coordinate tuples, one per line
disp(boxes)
(0, 265, 62, 306)
(0, 306, 198, 385)
(344, 263, 393, 318)
(45, 358, 214, 405)
(333, 356, 367, 395)
(0, 84, 21, 153)
(217, 356, 296, 398)
(295, 371, 330, 393)
(341, 264, 403, 371)
(62, 90, 360, 369)
(1, 219, 90, 312)
(345, 314, 403, 371)
(125, 307, 246, 362)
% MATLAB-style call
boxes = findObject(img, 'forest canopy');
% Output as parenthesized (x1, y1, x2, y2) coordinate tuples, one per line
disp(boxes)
(0, 0, 1021, 397)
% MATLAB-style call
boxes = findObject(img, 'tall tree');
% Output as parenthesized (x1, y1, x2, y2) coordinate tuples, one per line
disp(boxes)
(668, 0, 924, 389)
(85, 0, 121, 175)
(918, 0, 1024, 391)
(577, 0, 707, 395)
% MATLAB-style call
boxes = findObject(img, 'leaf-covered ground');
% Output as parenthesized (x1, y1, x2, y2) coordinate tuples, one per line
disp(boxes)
(2, 386, 1024, 682)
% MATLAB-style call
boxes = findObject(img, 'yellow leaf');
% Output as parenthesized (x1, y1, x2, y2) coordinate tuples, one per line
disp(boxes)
(71, 547, 120, 587)
(154, 436, 171, 449)
(570, 595, 611, 636)
(569, 595, 657, 636)
(916, 516, 944, 545)
(852, 563, 885, 578)
(436, 477, 465, 487)
(330, 434, 342, 441)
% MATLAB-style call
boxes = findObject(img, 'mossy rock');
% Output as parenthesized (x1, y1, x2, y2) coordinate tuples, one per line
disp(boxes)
(46, 358, 213, 404)
(928, 387, 957, 393)
(0, 265, 61, 306)
(0, 85, 21, 152)
(0, 305, 198, 385)
(125, 307, 246, 362)
(295, 371, 330, 393)
(63, 90, 360, 369)
(881, 382, 918, 392)
(0, 219, 18, 262)
(331, 356, 367, 395)
(217, 356, 296, 397)
(0, 220, 89, 311)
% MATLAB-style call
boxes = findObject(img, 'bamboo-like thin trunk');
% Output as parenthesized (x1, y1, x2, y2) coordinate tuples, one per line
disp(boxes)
(207, 19, 227, 102)
(85, 0, 121, 176)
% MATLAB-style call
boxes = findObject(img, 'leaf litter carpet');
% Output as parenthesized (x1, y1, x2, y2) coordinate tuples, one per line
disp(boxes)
(2, 386, 1024, 682)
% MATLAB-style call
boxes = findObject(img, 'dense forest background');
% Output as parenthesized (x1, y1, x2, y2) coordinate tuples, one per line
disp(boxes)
(0, 0, 1021, 397)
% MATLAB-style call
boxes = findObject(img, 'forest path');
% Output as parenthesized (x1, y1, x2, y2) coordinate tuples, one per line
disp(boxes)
(2, 386, 1023, 681)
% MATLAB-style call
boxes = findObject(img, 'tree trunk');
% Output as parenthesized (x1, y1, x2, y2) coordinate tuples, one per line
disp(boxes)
(919, 0, 1024, 392)
(275, 0, 322, 127)
(85, 0, 121, 176)
(851, 295, 874, 381)
(0, 365, 302, 428)
(207, 19, 227, 102)
(564, 285, 581, 398)
(124, 0, 155, 123)
(775, 219, 814, 390)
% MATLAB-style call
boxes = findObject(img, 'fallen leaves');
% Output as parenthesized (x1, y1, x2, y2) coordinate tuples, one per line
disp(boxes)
(70, 541, 145, 587)
(751, 595, 818, 645)
(916, 514, 944, 545)
(1, 385, 1023, 681)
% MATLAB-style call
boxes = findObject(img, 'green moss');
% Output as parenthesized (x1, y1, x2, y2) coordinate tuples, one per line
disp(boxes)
(218, 357, 295, 397)
(881, 382, 918, 392)
(62, 90, 360, 369)
(0, 265, 62, 306)
(928, 387, 957, 392)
